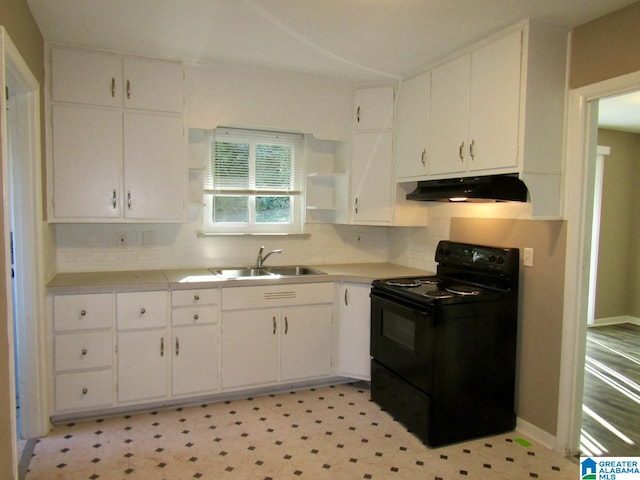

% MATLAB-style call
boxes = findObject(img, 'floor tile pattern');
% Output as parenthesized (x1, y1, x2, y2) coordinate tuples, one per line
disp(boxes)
(26, 383, 577, 479)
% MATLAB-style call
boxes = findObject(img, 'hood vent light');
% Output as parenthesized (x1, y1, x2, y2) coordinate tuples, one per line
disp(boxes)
(406, 174, 528, 203)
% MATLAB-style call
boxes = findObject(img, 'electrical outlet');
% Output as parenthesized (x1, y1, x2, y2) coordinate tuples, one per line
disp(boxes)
(117, 232, 127, 248)
(523, 247, 534, 267)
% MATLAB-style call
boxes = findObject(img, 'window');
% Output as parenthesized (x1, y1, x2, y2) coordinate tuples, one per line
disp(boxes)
(203, 128, 304, 233)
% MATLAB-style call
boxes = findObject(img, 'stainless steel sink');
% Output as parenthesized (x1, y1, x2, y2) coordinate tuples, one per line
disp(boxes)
(266, 266, 326, 277)
(214, 268, 276, 279)
(213, 266, 326, 279)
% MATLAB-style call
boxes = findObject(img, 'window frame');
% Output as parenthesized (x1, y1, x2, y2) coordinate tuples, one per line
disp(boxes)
(202, 128, 305, 234)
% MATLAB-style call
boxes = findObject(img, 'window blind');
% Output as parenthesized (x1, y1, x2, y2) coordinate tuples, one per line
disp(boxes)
(203, 128, 303, 196)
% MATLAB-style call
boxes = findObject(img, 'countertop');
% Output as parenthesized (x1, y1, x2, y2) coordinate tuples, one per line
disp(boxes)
(46, 263, 433, 293)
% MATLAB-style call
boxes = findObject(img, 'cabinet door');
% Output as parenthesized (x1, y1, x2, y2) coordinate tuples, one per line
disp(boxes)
(353, 85, 394, 130)
(172, 325, 219, 396)
(221, 310, 279, 389)
(351, 131, 393, 224)
(338, 283, 371, 380)
(123, 57, 183, 113)
(51, 48, 122, 107)
(396, 71, 430, 180)
(117, 330, 169, 403)
(123, 112, 186, 221)
(468, 30, 522, 172)
(429, 55, 470, 176)
(51, 105, 123, 219)
(280, 305, 333, 381)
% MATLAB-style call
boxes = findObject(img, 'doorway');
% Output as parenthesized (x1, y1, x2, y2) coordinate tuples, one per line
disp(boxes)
(558, 70, 640, 456)
(1, 27, 48, 476)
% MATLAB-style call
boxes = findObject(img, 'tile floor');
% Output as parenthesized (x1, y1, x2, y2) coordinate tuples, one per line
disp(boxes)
(25, 383, 578, 479)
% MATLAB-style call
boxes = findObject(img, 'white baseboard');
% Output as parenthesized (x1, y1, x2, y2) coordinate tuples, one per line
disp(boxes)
(592, 315, 640, 327)
(516, 417, 557, 450)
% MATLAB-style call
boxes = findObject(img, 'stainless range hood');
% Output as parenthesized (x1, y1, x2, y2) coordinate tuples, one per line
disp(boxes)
(406, 174, 528, 203)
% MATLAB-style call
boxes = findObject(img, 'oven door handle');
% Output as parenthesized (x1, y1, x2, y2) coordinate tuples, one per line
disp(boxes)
(371, 292, 433, 316)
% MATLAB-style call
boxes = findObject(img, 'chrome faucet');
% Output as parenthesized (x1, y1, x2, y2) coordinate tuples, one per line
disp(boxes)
(256, 246, 282, 267)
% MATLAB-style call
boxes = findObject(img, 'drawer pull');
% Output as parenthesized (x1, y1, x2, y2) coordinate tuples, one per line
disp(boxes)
(82, 387, 88, 395)
(81, 348, 88, 356)
(193, 314, 199, 321)
(140, 308, 146, 315)
(80, 309, 87, 317)
(194, 295, 200, 301)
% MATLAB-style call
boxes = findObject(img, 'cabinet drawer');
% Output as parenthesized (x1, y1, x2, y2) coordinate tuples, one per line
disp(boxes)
(55, 370, 114, 411)
(172, 289, 219, 307)
(117, 291, 168, 330)
(55, 332, 113, 372)
(172, 305, 218, 326)
(222, 282, 334, 310)
(54, 293, 113, 332)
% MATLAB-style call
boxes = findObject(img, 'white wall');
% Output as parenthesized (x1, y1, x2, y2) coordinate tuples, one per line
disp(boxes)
(53, 62, 384, 273)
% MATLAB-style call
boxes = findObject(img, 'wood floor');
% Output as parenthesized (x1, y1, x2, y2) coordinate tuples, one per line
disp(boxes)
(582, 323, 640, 456)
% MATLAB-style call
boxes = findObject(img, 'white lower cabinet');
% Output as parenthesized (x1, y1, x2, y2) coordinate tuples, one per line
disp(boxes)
(117, 329, 169, 403)
(338, 283, 371, 380)
(280, 305, 333, 381)
(172, 325, 219, 396)
(221, 283, 334, 390)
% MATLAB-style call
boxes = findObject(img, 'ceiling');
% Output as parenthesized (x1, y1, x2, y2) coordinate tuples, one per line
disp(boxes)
(26, 0, 640, 132)
(26, 0, 638, 82)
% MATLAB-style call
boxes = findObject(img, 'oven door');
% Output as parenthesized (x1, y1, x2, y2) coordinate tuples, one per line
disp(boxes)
(370, 290, 434, 393)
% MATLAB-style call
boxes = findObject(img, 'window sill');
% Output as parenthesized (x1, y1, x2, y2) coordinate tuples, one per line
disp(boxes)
(197, 232, 311, 238)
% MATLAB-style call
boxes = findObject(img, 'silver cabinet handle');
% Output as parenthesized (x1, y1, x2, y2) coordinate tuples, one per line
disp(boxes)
(344, 288, 349, 306)
(112, 189, 117, 209)
(81, 348, 88, 356)
(193, 313, 199, 321)
(470, 139, 476, 160)
(356, 105, 361, 123)
(127, 79, 131, 99)
(285, 316, 288, 335)
(160, 337, 164, 357)
(80, 309, 87, 317)
(459, 141, 465, 161)
(421, 149, 426, 166)
(127, 191, 132, 210)
(273, 316, 276, 335)
(82, 387, 88, 395)
(111, 77, 116, 98)
(354, 197, 358, 214)
(140, 308, 146, 315)
(194, 295, 200, 301)
(175, 337, 179, 356)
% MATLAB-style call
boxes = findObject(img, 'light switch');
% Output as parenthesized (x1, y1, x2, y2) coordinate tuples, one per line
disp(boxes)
(523, 247, 534, 267)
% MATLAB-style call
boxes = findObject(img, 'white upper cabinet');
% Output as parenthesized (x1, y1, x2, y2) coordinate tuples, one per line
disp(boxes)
(353, 85, 394, 130)
(123, 57, 183, 113)
(51, 105, 123, 219)
(395, 71, 430, 181)
(429, 54, 471, 176)
(429, 31, 522, 177)
(51, 48, 122, 107)
(468, 30, 522, 172)
(48, 46, 186, 223)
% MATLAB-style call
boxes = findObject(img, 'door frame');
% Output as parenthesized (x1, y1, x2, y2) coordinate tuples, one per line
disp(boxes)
(1, 27, 48, 466)
(557, 70, 640, 454)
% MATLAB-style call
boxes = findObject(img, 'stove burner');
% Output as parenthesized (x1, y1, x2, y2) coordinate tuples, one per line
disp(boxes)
(421, 277, 439, 285)
(446, 285, 482, 296)
(385, 278, 422, 287)
(423, 289, 455, 299)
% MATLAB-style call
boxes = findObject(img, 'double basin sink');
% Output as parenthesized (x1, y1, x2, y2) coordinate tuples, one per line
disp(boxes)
(213, 266, 327, 279)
